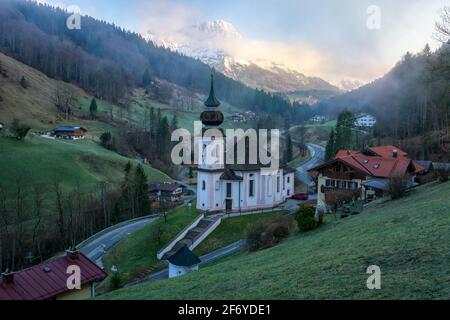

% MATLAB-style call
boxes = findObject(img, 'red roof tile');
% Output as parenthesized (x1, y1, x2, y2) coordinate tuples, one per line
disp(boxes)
(311, 146, 423, 179)
(367, 145, 408, 159)
(0, 252, 107, 300)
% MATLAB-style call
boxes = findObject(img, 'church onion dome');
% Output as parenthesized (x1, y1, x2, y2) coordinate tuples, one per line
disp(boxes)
(201, 110, 224, 126)
(201, 72, 224, 126)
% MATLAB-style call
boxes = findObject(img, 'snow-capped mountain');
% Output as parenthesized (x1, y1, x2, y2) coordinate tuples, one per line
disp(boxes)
(145, 20, 340, 94)
(339, 79, 365, 92)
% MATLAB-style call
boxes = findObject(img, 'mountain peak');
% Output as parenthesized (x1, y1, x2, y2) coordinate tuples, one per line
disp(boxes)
(192, 20, 243, 40)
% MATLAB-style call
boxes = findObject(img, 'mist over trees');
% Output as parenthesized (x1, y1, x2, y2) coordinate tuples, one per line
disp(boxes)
(318, 43, 450, 160)
(0, 0, 304, 124)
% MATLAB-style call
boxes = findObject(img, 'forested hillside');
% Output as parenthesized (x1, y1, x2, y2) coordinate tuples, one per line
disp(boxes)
(0, 0, 307, 123)
(317, 44, 450, 161)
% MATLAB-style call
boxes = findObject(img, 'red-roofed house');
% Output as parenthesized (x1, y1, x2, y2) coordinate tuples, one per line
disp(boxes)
(309, 146, 424, 209)
(0, 250, 107, 300)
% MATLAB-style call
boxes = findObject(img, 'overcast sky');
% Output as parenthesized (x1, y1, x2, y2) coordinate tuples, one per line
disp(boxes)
(40, 0, 447, 85)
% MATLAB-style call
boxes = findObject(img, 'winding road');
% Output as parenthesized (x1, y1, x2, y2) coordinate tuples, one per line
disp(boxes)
(295, 143, 325, 186)
(80, 217, 159, 268)
(126, 241, 245, 286)
(78, 142, 325, 275)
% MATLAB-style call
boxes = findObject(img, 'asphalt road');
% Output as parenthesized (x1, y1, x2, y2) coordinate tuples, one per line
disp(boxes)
(295, 143, 325, 186)
(78, 180, 197, 269)
(79, 217, 158, 268)
(126, 240, 246, 286)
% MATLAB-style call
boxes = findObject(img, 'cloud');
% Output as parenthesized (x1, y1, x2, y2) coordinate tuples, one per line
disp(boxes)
(33, 0, 449, 86)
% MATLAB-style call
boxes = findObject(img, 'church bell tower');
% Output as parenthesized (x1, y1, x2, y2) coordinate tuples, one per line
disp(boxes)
(198, 72, 225, 171)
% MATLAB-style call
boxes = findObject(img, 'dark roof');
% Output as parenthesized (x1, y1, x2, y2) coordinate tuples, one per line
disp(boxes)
(0, 252, 107, 300)
(220, 168, 243, 181)
(53, 126, 87, 132)
(148, 182, 183, 193)
(415, 161, 433, 172)
(168, 246, 201, 267)
(282, 165, 297, 174)
(204, 73, 221, 108)
(362, 180, 389, 191)
(433, 162, 450, 171)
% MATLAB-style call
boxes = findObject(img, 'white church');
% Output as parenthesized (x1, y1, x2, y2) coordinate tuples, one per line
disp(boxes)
(196, 75, 296, 213)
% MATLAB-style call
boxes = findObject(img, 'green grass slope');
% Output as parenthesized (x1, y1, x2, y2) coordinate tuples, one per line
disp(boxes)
(0, 136, 170, 190)
(99, 181, 450, 300)
(101, 204, 200, 289)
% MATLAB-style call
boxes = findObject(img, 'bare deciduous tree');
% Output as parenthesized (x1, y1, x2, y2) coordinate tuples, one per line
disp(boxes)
(435, 6, 450, 43)
(53, 87, 77, 120)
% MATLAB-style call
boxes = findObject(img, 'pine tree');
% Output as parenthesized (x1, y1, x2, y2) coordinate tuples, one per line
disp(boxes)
(170, 114, 178, 133)
(89, 99, 98, 119)
(134, 164, 149, 215)
(325, 129, 336, 161)
(142, 68, 151, 87)
(285, 133, 293, 163)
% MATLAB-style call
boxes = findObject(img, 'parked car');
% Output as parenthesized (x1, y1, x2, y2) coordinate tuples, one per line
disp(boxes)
(292, 193, 309, 201)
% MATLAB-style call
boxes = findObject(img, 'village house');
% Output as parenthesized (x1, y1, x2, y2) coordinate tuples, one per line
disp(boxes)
(230, 110, 256, 123)
(197, 75, 296, 214)
(309, 115, 328, 124)
(0, 250, 107, 300)
(309, 146, 424, 210)
(149, 182, 185, 204)
(354, 113, 377, 128)
(52, 126, 87, 140)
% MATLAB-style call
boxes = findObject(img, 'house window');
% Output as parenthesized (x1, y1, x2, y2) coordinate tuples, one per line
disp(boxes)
(249, 180, 255, 197)
(215, 180, 220, 191)
(326, 179, 331, 187)
(267, 177, 273, 196)
(202, 180, 206, 191)
(226, 183, 232, 198)
(287, 189, 291, 196)
(277, 177, 280, 193)
(287, 176, 290, 184)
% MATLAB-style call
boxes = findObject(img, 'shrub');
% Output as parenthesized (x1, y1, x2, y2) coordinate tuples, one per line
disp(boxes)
(388, 176, 408, 199)
(109, 272, 124, 290)
(100, 131, 115, 150)
(11, 118, 30, 140)
(295, 205, 317, 232)
(245, 216, 294, 252)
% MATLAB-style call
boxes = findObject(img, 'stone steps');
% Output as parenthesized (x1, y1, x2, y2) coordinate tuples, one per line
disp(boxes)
(161, 216, 220, 260)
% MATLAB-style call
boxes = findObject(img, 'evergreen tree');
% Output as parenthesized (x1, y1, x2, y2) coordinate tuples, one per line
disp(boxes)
(170, 114, 178, 133)
(285, 133, 293, 163)
(142, 68, 151, 87)
(325, 129, 336, 161)
(100, 131, 114, 150)
(134, 165, 149, 215)
(89, 99, 98, 119)
(335, 110, 355, 151)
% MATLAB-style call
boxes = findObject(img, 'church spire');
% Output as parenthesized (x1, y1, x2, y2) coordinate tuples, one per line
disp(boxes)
(204, 71, 221, 108)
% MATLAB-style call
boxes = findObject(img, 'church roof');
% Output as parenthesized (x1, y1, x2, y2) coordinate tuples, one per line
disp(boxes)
(168, 246, 201, 267)
(204, 73, 221, 108)
(220, 168, 243, 181)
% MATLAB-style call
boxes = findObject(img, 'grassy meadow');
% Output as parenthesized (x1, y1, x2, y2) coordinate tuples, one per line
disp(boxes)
(99, 181, 450, 300)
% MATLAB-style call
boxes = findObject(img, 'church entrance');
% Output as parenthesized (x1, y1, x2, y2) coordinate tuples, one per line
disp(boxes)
(226, 199, 232, 212)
